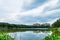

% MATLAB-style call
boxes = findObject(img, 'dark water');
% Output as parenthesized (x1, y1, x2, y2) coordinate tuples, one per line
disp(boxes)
(8, 31, 52, 40)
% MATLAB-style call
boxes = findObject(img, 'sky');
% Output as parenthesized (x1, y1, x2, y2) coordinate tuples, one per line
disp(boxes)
(0, 0, 60, 24)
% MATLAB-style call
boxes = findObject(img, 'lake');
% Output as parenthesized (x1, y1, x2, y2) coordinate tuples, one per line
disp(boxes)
(8, 31, 52, 40)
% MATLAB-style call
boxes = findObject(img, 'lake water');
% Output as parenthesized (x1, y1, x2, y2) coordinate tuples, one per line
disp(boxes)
(8, 31, 52, 40)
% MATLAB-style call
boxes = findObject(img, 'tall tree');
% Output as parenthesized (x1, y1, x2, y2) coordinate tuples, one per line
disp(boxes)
(52, 19, 60, 27)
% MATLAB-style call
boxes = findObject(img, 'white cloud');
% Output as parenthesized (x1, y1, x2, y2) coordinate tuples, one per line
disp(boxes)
(18, 0, 59, 17)
(0, 0, 34, 23)
(0, 13, 17, 22)
(47, 18, 59, 24)
(0, 18, 5, 22)
(16, 0, 60, 24)
(0, 0, 60, 24)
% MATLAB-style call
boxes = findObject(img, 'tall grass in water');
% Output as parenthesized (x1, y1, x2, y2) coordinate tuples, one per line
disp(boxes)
(0, 33, 14, 40)
(44, 28, 60, 40)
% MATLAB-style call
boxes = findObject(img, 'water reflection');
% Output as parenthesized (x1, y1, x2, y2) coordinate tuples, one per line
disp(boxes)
(8, 31, 52, 40)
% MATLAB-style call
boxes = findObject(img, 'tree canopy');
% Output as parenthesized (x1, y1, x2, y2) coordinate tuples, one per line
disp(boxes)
(52, 19, 60, 27)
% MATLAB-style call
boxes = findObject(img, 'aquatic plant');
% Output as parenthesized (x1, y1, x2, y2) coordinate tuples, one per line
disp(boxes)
(0, 33, 14, 40)
(44, 31, 60, 40)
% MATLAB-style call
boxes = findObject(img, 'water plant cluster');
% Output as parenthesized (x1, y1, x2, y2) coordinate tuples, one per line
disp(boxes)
(44, 28, 60, 40)
(0, 33, 14, 40)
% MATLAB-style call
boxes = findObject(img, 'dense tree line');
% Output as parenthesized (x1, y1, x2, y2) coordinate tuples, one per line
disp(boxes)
(0, 22, 50, 29)
(0, 18, 60, 29)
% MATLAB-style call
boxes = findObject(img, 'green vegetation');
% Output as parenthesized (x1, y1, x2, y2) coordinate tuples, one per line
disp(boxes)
(44, 19, 60, 40)
(0, 18, 60, 32)
(44, 33, 60, 40)
(44, 27, 60, 40)
(0, 33, 14, 40)
(52, 19, 60, 28)
(44, 29, 60, 40)
(0, 19, 60, 29)
(0, 22, 50, 29)
(0, 19, 60, 40)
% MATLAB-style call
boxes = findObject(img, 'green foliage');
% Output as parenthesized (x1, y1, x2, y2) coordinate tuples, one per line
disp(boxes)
(44, 28, 60, 40)
(0, 22, 50, 29)
(44, 33, 60, 40)
(52, 19, 60, 27)
(0, 33, 14, 40)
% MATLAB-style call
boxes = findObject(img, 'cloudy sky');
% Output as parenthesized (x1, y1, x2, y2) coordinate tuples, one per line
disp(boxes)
(0, 0, 60, 24)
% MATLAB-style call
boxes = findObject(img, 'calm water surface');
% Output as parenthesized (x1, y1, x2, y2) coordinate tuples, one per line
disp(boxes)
(8, 31, 52, 40)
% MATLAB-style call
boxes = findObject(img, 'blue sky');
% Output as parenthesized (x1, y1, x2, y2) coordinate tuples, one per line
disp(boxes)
(0, 0, 60, 24)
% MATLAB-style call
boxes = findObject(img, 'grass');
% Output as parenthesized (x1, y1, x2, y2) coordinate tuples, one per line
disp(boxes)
(0, 33, 14, 40)
(44, 31, 60, 40)
(44, 28, 60, 40)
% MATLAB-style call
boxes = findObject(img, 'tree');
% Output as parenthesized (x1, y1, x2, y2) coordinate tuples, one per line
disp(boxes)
(52, 19, 60, 27)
